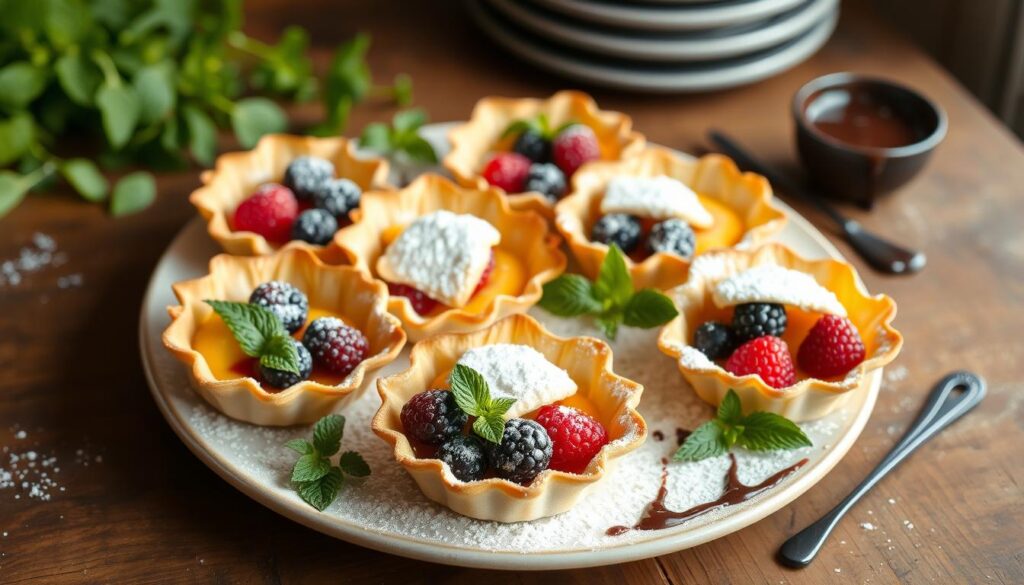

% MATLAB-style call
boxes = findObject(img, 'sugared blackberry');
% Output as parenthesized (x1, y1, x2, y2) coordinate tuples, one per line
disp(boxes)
(732, 302, 787, 342)
(485, 418, 552, 485)
(249, 280, 309, 334)
(258, 340, 312, 389)
(283, 156, 334, 200)
(400, 390, 468, 445)
(301, 317, 369, 376)
(513, 128, 551, 163)
(591, 213, 642, 253)
(436, 435, 487, 482)
(523, 163, 566, 202)
(291, 209, 338, 245)
(648, 219, 696, 260)
(314, 178, 361, 221)
(693, 321, 738, 360)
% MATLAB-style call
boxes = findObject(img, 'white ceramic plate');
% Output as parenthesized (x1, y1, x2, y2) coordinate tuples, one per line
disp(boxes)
(139, 123, 880, 570)
(529, 0, 806, 31)
(486, 0, 838, 62)
(468, 0, 839, 93)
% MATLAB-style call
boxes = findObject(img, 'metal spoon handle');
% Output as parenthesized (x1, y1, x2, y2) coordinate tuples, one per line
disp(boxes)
(778, 371, 986, 568)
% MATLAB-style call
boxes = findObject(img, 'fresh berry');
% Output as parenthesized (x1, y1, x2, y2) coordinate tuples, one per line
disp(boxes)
(648, 219, 696, 259)
(313, 177, 361, 221)
(400, 390, 468, 445)
(797, 315, 866, 378)
(436, 435, 487, 482)
(290, 209, 338, 245)
(473, 251, 496, 294)
(232, 185, 298, 243)
(693, 321, 737, 360)
(591, 213, 642, 253)
(725, 335, 797, 389)
(258, 340, 312, 389)
(485, 418, 552, 485)
(283, 156, 334, 200)
(535, 405, 608, 474)
(388, 283, 439, 315)
(513, 128, 551, 163)
(523, 163, 566, 202)
(732, 302, 787, 342)
(552, 124, 599, 177)
(301, 317, 369, 376)
(481, 152, 531, 193)
(249, 280, 309, 334)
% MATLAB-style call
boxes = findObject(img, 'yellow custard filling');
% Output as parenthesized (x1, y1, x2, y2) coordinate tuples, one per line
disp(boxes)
(694, 194, 744, 254)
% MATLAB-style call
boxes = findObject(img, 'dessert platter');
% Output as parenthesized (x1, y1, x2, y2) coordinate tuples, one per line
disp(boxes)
(139, 92, 901, 569)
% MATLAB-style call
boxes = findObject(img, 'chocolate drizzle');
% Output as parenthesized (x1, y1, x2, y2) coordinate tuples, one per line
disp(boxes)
(675, 428, 691, 446)
(606, 453, 808, 536)
(652, 430, 665, 442)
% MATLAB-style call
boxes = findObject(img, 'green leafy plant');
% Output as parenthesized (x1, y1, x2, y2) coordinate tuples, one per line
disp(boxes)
(284, 414, 370, 511)
(501, 113, 576, 141)
(448, 364, 516, 444)
(673, 390, 812, 462)
(205, 300, 300, 375)
(359, 108, 438, 165)
(0, 1, 411, 218)
(539, 244, 678, 340)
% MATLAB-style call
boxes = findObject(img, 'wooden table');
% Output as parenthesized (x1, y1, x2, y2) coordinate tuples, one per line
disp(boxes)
(1, 1, 1021, 583)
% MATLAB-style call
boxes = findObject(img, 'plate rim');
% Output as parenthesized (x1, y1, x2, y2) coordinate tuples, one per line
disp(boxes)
(529, 0, 806, 31)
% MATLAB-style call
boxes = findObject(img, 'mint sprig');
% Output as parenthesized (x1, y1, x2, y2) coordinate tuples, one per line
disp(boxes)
(205, 300, 299, 375)
(539, 244, 678, 340)
(673, 390, 812, 462)
(284, 414, 371, 511)
(359, 108, 438, 164)
(448, 364, 516, 444)
(501, 114, 578, 141)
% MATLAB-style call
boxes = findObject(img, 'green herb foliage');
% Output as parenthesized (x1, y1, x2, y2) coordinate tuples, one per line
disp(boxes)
(359, 108, 438, 164)
(448, 364, 516, 444)
(205, 300, 300, 375)
(284, 414, 370, 511)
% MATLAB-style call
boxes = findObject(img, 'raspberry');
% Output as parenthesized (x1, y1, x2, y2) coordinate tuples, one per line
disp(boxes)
(301, 317, 368, 376)
(283, 156, 334, 200)
(249, 280, 309, 334)
(693, 321, 737, 360)
(523, 163, 566, 202)
(258, 340, 312, 390)
(552, 124, 599, 177)
(726, 335, 797, 389)
(388, 283, 439, 315)
(591, 213, 641, 253)
(535, 405, 608, 474)
(313, 177, 361, 221)
(732, 302, 787, 342)
(481, 152, 531, 193)
(291, 209, 338, 245)
(400, 390, 468, 445)
(485, 418, 552, 485)
(797, 314, 866, 378)
(513, 128, 551, 163)
(473, 251, 496, 294)
(436, 435, 487, 482)
(648, 219, 696, 260)
(232, 185, 298, 243)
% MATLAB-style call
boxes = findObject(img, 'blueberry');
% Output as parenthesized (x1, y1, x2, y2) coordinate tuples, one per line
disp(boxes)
(591, 213, 642, 253)
(283, 156, 334, 200)
(314, 178, 361, 221)
(647, 219, 696, 260)
(290, 209, 338, 245)
(523, 163, 566, 202)
(513, 129, 551, 163)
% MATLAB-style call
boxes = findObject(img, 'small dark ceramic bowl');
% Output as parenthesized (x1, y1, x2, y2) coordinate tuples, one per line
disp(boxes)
(793, 73, 947, 209)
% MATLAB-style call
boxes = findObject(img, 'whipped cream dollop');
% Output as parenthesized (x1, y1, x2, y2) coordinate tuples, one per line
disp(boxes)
(455, 344, 577, 417)
(600, 175, 713, 228)
(712, 265, 847, 316)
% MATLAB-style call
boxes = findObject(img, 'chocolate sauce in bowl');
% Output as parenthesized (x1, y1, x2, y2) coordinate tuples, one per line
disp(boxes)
(807, 87, 920, 149)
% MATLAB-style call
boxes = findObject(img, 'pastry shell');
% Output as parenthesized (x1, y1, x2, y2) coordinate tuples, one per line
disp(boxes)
(331, 173, 567, 342)
(162, 246, 406, 426)
(190, 134, 392, 256)
(443, 90, 646, 218)
(372, 314, 647, 522)
(555, 147, 788, 291)
(657, 244, 902, 421)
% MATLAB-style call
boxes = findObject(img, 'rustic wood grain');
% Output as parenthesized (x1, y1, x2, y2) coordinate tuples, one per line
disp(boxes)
(0, 0, 1021, 583)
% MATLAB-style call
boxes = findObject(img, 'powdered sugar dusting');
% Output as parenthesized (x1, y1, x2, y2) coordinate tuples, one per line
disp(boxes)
(0, 233, 70, 288)
(601, 175, 713, 227)
(455, 344, 576, 417)
(712, 265, 846, 316)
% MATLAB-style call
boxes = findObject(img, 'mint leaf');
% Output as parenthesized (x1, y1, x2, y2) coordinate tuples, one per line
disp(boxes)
(392, 73, 413, 106)
(399, 135, 438, 164)
(291, 452, 330, 482)
(473, 415, 505, 445)
(338, 451, 370, 477)
(449, 363, 490, 417)
(133, 62, 176, 125)
(392, 108, 426, 133)
(359, 122, 391, 152)
(313, 414, 345, 456)
(96, 82, 141, 150)
(182, 105, 217, 165)
(489, 397, 517, 417)
(539, 274, 602, 317)
(623, 288, 678, 328)
(738, 412, 812, 451)
(0, 62, 47, 110)
(0, 113, 35, 167)
(501, 119, 536, 139)
(205, 300, 285, 357)
(673, 420, 728, 462)
(594, 244, 633, 308)
(595, 313, 621, 341)
(55, 53, 102, 106)
(259, 335, 300, 375)
(232, 97, 287, 148)
(60, 159, 109, 203)
(297, 466, 343, 511)
(716, 389, 742, 425)
(284, 439, 313, 455)
(0, 171, 31, 218)
(110, 172, 155, 216)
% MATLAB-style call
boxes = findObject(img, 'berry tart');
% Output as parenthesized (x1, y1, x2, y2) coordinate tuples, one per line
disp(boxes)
(443, 91, 645, 218)
(162, 247, 406, 425)
(332, 173, 566, 341)
(373, 314, 646, 522)
(657, 244, 902, 421)
(191, 134, 391, 256)
(556, 147, 787, 291)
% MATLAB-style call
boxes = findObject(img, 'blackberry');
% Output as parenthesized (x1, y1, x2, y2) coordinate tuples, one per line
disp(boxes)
(283, 156, 334, 200)
(732, 302, 787, 342)
(400, 390, 468, 445)
(436, 435, 487, 482)
(249, 280, 309, 334)
(648, 219, 696, 260)
(523, 163, 566, 202)
(485, 418, 552, 485)
(258, 340, 312, 389)
(314, 178, 361, 221)
(291, 209, 338, 245)
(301, 317, 369, 376)
(693, 321, 738, 360)
(591, 213, 642, 253)
(513, 128, 551, 163)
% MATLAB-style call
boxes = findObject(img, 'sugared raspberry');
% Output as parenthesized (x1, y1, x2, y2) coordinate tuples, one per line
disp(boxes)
(797, 314, 866, 378)
(535, 404, 608, 474)
(400, 390, 468, 445)
(388, 283, 438, 315)
(726, 335, 797, 389)
(232, 184, 298, 243)
(481, 152, 531, 193)
(552, 124, 599, 177)
(301, 317, 368, 376)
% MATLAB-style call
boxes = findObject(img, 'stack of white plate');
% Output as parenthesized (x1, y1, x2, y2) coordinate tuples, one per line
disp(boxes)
(465, 0, 840, 92)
